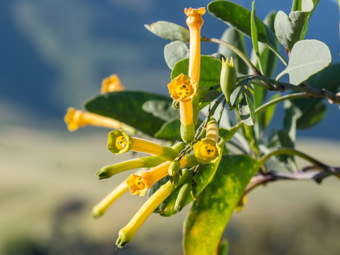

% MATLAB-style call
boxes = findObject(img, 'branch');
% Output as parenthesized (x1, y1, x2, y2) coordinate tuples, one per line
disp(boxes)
(250, 75, 340, 105)
(245, 166, 340, 195)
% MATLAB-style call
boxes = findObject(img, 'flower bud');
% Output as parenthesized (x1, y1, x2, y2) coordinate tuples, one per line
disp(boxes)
(169, 160, 181, 176)
(174, 182, 192, 211)
(220, 57, 237, 108)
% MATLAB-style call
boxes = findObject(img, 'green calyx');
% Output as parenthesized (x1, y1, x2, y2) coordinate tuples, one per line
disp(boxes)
(220, 57, 237, 109)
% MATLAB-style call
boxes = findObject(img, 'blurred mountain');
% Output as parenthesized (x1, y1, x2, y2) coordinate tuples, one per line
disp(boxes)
(0, 0, 339, 138)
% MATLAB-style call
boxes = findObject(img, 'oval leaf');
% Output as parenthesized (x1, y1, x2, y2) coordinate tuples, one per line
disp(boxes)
(183, 155, 259, 255)
(276, 39, 331, 85)
(207, 0, 277, 48)
(142, 100, 179, 121)
(84, 91, 171, 136)
(171, 55, 222, 88)
(145, 21, 190, 42)
(164, 41, 189, 69)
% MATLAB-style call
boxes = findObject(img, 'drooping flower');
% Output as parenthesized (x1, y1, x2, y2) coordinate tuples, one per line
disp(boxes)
(107, 130, 178, 160)
(101, 74, 125, 93)
(92, 180, 129, 218)
(126, 155, 197, 196)
(64, 107, 122, 131)
(116, 169, 192, 248)
(96, 156, 164, 179)
(97, 142, 186, 179)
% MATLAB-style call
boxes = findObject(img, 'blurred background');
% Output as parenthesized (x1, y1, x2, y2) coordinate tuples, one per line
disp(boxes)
(1, 0, 339, 254)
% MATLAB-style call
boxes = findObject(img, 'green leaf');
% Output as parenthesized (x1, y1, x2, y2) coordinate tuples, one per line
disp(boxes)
(84, 91, 170, 136)
(183, 155, 259, 255)
(154, 119, 181, 141)
(164, 41, 189, 69)
(171, 56, 222, 88)
(229, 85, 243, 107)
(218, 28, 248, 74)
(296, 100, 327, 129)
(276, 39, 331, 85)
(307, 63, 340, 92)
(250, 1, 261, 67)
(283, 100, 302, 142)
(218, 240, 229, 255)
(251, 11, 279, 79)
(291, 0, 314, 11)
(219, 125, 241, 142)
(207, 1, 277, 48)
(292, 0, 319, 40)
(274, 0, 313, 50)
(153, 150, 223, 217)
(252, 12, 279, 112)
(142, 100, 179, 121)
(265, 131, 296, 172)
(238, 90, 255, 126)
(261, 93, 280, 128)
(286, 63, 340, 129)
(145, 21, 190, 42)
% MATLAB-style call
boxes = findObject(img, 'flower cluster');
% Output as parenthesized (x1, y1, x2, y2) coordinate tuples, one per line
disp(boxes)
(65, 7, 223, 248)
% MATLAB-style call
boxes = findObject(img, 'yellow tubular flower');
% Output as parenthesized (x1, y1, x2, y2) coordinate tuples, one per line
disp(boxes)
(185, 7, 205, 87)
(185, 7, 205, 125)
(168, 73, 197, 142)
(98, 142, 186, 179)
(107, 130, 177, 160)
(92, 181, 129, 218)
(126, 161, 171, 196)
(117, 169, 192, 248)
(116, 181, 175, 248)
(64, 107, 122, 131)
(126, 155, 194, 196)
(101, 74, 125, 93)
(96, 156, 164, 179)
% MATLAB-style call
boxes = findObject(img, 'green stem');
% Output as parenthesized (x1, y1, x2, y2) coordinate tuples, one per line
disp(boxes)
(268, 45, 288, 66)
(255, 92, 308, 115)
(250, 75, 340, 104)
(204, 37, 261, 75)
(260, 148, 327, 168)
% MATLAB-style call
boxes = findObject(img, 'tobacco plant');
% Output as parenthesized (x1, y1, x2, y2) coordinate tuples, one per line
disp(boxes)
(65, 1, 340, 254)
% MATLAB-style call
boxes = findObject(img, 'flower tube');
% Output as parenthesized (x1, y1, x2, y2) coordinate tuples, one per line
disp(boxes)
(126, 155, 196, 196)
(101, 74, 125, 93)
(185, 7, 205, 125)
(185, 7, 205, 87)
(64, 107, 122, 131)
(97, 142, 186, 179)
(107, 130, 177, 160)
(92, 180, 129, 218)
(96, 156, 164, 179)
(116, 169, 191, 248)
